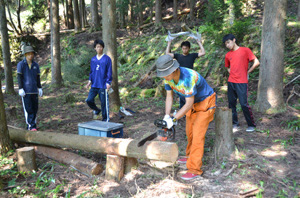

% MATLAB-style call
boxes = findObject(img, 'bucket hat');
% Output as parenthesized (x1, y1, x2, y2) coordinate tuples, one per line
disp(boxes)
(156, 55, 179, 77)
(22, 45, 35, 55)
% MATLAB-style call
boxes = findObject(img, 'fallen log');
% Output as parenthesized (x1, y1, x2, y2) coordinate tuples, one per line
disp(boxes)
(8, 126, 178, 163)
(34, 146, 103, 175)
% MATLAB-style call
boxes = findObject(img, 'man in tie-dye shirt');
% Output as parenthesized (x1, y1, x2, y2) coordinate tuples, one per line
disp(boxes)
(156, 55, 217, 180)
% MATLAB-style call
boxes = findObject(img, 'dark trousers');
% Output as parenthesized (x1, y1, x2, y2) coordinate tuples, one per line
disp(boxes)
(227, 82, 256, 127)
(86, 88, 109, 121)
(22, 94, 38, 130)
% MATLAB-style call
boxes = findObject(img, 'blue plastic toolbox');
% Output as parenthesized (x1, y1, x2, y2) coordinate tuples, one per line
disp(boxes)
(78, 120, 123, 138)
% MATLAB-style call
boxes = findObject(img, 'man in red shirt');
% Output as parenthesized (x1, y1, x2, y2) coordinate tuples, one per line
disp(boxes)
(223, 34, 260, 132)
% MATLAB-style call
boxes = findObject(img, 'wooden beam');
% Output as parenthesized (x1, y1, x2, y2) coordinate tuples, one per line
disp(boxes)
(8, 126, 178, 163)
(105, 155, 124, 181)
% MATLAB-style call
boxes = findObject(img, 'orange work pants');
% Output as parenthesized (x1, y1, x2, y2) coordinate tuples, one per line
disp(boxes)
(185, 92, 216, 175)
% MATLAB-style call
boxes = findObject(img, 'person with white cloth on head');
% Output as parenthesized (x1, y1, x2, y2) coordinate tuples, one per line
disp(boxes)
(17, 45, 43, 131)
(166, 31, 206, 108)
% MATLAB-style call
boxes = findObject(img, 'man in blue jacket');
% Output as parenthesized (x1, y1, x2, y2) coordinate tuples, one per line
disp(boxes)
(85, 39, 112, 122)
(17, 45, 43, 131)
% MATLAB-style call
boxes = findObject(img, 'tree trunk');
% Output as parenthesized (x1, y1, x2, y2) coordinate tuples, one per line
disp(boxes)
(73, 0, 81, 31)
(91, 0, 100, 30)
(47, 0, 51, 29)
(128, 0, 133, 23)
(298, 0, 300, 21)
(137, 0, 143, 28)
(102, 0, 121, 111)
(256, 0, 287, 113)
(8, 126, 179, 162)
(119, 4, 126, 28)
(79, 0, 86, 28)
(50, 0, 63, 87)
(173, 0, 178, 22)
(190, 0, 195, 21)
(67, 0, 74, 29)
(17, 0, 23, 34)
(228, 0, 235, 25)
(62, 0, 67, 27)
(6, 2, 20, 35)
(155, 0, 162, 24)
(0, 81, 13, 155)
(185, 0, 190, 8)
(35, 146, 103, 175)
(16, 147, 37, 173)
(213, 107, 235, 163)
(0, 0, 15, 94)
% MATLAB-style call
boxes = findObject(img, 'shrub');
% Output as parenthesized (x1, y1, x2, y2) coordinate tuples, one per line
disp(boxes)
(62, 46, 94, 83)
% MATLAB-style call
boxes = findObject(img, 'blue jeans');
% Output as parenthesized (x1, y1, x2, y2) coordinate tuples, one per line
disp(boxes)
(86, 88, 109, 121)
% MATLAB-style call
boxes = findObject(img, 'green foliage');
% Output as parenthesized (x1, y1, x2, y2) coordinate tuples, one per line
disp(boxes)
(24, 0, 48, 29)
(61, 45, 94, 83)
(281, 119, 300, 132)
(205, 0, 228, 27)
(256, 129, 270, 137)
(223, 18, 254, 45)
(140, 89, 156, 98)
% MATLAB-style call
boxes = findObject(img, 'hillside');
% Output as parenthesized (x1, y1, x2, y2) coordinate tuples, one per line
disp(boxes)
(1, 0, 299, 197)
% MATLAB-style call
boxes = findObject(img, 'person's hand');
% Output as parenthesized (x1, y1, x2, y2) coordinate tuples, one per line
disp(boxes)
(165, 31, 176, 42)
(19, 89, 25, 97)
(164, 117, 174, 129)
(86, 81, 91, 89)
(163, 114, 170, 121)
(38, 88, 43, 97)
(106, 83, 111, 90)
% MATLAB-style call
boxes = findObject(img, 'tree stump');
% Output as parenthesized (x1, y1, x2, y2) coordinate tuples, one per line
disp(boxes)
(124, 157, 138, 174)
(16, 147, 37, 173)
(105, 155, 124, 181)
(213, 107, 235, 163)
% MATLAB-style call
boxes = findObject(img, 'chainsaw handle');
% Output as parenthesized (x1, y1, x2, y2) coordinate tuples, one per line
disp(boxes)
(154, 119, 168, 128)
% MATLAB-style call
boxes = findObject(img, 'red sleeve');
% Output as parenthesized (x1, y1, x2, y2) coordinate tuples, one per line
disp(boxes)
(225, 53, 230, 68)
(246, 48, 256, 61)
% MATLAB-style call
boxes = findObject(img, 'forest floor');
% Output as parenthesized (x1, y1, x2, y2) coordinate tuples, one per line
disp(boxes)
(1, 21, 300, 197)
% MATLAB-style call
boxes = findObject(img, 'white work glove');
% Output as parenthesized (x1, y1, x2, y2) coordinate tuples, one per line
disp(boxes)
(163, 114, 171, 120)
(38, 88, 43, 97)
(19, 88, 25, 97)
(164, 117, 174, 129)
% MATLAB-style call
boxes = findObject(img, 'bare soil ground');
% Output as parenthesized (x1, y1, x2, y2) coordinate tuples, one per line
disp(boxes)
(2, 74, 299, 197)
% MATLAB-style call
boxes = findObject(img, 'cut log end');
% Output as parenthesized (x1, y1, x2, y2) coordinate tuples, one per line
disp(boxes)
(17, 147, 37, 173)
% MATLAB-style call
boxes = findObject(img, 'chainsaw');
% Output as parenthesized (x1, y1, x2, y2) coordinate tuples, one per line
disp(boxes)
(137, 119, 176, 147)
